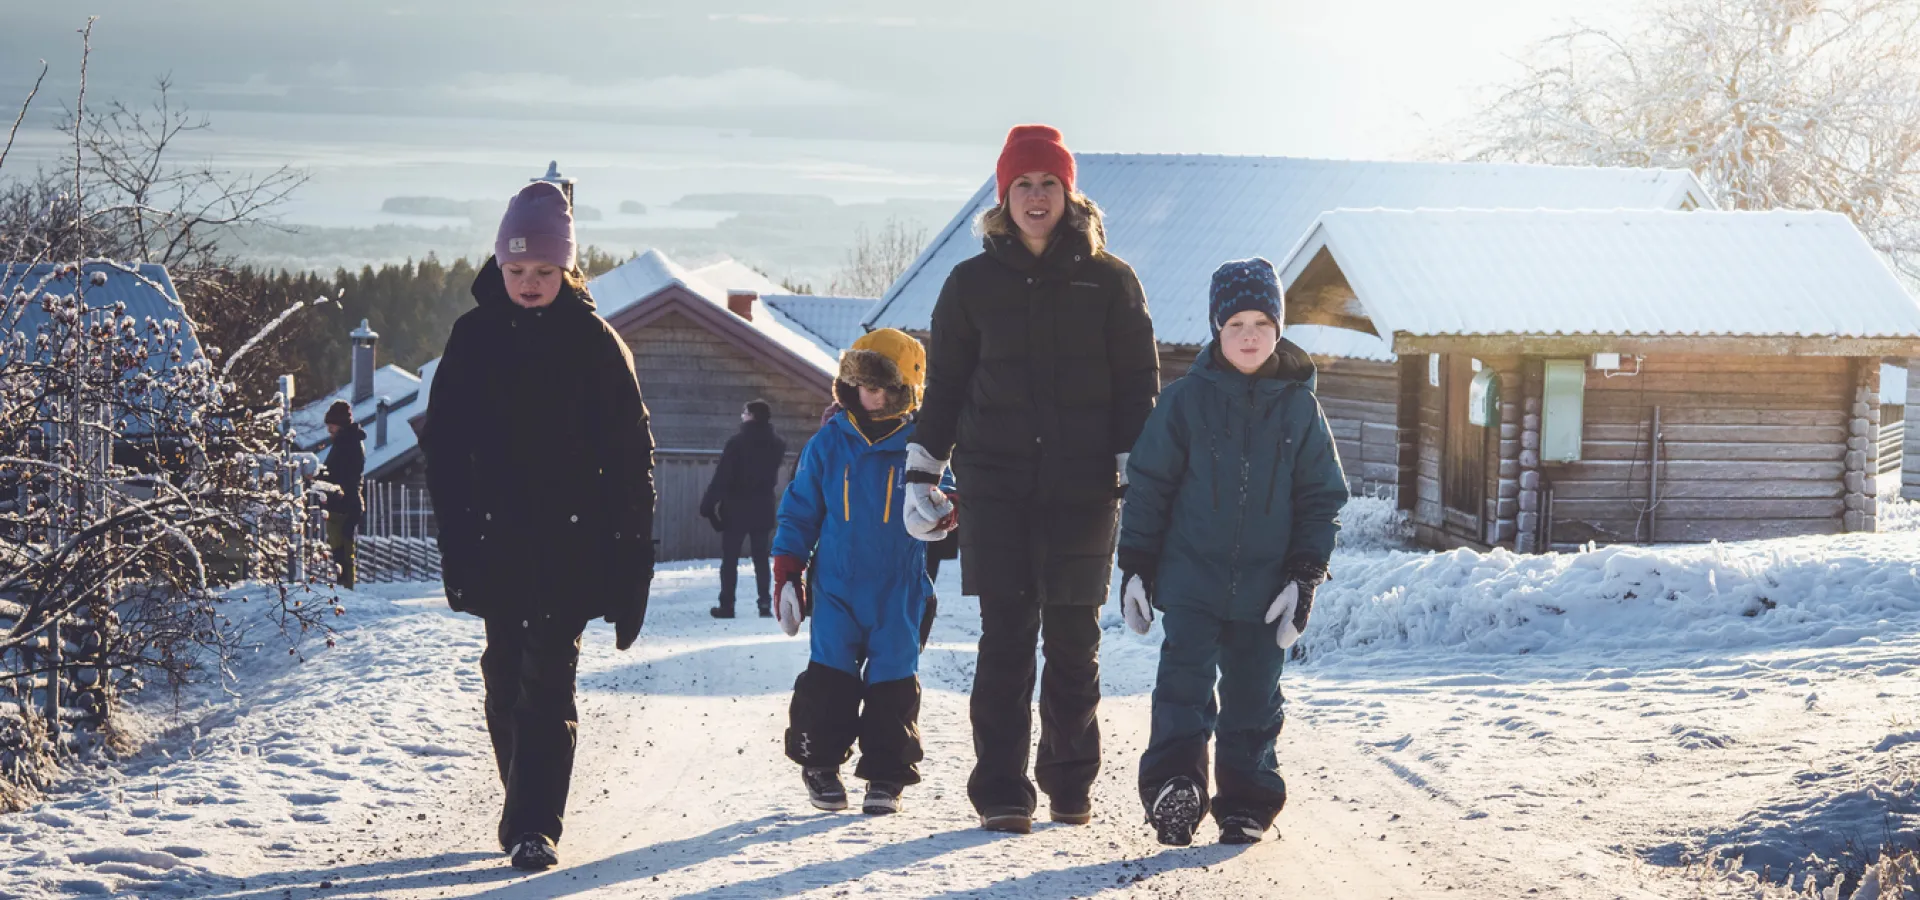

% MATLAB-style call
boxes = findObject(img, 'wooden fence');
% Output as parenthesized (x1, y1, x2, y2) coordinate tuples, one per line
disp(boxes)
(1878, 409, 1904, 481)
(0, 596, 110, 771)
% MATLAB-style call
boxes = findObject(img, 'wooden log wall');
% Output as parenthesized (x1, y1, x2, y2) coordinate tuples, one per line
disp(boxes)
(1541, 353, 1857, 545)
(1842, 358, 1880, 533)
(1907, 362, 1920, 501)
(1315, 357, 1400, 498)
(1409, 356, 1448, 547)
(1516, 360, 1545, 553)
(623, 310, 832, 454)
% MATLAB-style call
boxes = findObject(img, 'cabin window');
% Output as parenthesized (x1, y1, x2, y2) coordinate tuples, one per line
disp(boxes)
(1542, 359, 1585, 462)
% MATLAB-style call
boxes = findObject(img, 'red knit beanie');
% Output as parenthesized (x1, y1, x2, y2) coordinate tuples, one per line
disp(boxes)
(995, 125, 1076, 202)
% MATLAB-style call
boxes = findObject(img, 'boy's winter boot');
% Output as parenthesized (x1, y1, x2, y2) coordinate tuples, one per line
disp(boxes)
(802, 767, 848, 811)
(508, 833, 559, 871)
(709, 603, 735, 619)
(862, 782, 904, 815)
(1217, 815, 1267, 845)
(1149, 778, 1204, 847)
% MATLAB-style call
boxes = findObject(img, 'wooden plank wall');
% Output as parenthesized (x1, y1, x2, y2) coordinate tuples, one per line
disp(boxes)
(652, 450, 798, 562)
(1316, 358, 1400, 497)
(624, 310, 832, 455)
(1410, 355, 1449, 546)
(1543, 353, 1856, 545)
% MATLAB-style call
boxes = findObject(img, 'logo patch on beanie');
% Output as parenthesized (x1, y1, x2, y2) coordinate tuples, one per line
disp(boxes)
(508, 237, 526, 253)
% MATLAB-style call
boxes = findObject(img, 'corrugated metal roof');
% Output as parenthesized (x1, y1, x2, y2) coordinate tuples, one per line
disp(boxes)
(1291, 209, 1920, 339)
(762, 294, 876, 353)
(866, 155, 1709, 348)
(1, 262, 201, 372)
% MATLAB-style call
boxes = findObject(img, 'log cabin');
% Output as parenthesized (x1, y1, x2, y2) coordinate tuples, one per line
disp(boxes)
(1277, 208, 1920, 550)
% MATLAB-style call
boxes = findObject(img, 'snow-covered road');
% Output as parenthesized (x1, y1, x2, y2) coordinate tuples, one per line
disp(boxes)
(7, 522, 1918, 898)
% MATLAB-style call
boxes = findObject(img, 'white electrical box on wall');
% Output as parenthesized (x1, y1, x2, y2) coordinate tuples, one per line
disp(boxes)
(1591, 352, 1621, 371)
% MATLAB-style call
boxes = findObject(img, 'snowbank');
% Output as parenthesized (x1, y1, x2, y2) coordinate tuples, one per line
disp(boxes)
(1299, 536, 1920, 660)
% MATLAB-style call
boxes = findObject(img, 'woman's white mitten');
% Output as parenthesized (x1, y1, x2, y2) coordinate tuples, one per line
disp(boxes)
(776, 582, 804, 637)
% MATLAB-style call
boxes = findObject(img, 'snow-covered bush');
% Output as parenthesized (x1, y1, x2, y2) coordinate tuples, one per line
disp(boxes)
(1333, 493, 1414, 554)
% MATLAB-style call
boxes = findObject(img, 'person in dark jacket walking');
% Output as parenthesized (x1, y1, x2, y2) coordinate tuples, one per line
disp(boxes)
(903, 124, 1161, 833)
(421, 181, 657, 873)
(701, 399, 787, 618)
(318, 401, 366, 589)
(1118, 258, 1348, 847)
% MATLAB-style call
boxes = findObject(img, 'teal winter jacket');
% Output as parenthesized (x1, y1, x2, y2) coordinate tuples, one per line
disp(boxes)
(1118, 339, 1349, 622)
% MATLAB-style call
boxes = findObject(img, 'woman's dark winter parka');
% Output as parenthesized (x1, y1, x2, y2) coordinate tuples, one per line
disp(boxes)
(914, 228, 1160, 605)
(423, 259, 657, 625)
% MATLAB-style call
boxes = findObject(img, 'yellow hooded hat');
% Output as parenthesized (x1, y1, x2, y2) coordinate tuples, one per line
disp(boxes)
(836, 328, 926, 421)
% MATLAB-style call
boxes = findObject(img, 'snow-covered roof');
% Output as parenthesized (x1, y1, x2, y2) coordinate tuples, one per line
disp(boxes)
(362, 358, 435, 478)
(1, 262, 202, 373)
(1284, 208, 1920, 341)
(690, 259, 786, 297)
(290, 364, 422, 452)
(590, 250, 838, 377)
(867, 155, 1711, 347)
(761, 295, 876, 353)
(1284, 324, 1396, 363)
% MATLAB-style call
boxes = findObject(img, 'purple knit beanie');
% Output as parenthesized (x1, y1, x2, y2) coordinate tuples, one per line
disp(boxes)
(495, 182, 575, 269)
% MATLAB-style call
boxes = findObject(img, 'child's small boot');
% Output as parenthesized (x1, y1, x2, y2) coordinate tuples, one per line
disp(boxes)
(803, 767, 848, 811)
(862, 782, 903, 815)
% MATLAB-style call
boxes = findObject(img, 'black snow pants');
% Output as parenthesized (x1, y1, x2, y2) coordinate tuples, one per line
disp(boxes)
(785, 662, 923, 786)
(967, 600, 1102, 817)
(481, 613, 587, 849)
(718, 527, 772, 612)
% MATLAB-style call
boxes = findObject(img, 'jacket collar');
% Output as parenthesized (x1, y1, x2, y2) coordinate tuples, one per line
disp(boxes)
(983, 225, 1094, 277)
(1190, 336, 1318, 396)
(471, 256, 596, 319)
(829, 408, 911, 449)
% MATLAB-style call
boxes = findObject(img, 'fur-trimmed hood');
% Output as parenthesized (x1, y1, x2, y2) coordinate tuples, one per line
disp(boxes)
(833, 328, 926, 422)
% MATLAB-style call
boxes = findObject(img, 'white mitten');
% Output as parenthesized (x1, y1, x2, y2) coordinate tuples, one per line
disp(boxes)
(902, 483, 950, 538)
(1121, 574, 1154, 635)
(905, 443, 949, 480)
(1264, 581, 1303, 649)
(776, 581, 804, 637)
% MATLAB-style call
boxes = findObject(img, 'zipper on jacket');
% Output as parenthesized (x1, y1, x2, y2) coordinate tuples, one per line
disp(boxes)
(1264, 386, 1304, 515)
(843, 466, 851, 521)
(884, 467, 895, 524)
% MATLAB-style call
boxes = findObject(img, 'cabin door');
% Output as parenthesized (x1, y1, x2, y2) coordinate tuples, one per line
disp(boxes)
(1441, 354, 1487, 540)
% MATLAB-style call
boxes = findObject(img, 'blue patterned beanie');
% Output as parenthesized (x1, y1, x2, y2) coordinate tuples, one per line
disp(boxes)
(1209, 258, 1283, 340)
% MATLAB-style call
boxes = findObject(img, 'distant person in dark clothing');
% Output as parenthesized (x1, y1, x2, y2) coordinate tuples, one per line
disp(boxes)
(318, 400, 366, 589)
(702, 399, 787, 618)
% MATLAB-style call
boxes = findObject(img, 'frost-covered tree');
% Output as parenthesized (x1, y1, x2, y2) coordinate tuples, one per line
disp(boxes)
(828, 217, 929, 298)
(0, 20, 333, 806)
(1469, 0, 1920, 278)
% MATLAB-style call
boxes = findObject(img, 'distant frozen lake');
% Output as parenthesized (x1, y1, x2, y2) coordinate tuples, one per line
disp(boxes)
(2, 108, 988, 228)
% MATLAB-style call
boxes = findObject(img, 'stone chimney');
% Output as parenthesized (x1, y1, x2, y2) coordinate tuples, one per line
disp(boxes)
(375, 396, 391, 450)
(727, 290, 757, 321)
(351, 319, 379, 404)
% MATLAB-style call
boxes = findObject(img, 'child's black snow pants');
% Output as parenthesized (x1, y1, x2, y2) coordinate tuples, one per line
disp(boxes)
(1138, 605, 1289, 828)
(785, 662, 924, 786)
(481, 613, 586, 849)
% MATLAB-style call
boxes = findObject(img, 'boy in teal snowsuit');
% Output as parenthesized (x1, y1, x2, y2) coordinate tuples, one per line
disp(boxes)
(1117, 258, 1349, 846)
(773, 329, 956, 816)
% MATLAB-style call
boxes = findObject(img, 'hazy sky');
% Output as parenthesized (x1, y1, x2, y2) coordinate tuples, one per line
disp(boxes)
(1, 0, 1629, 158)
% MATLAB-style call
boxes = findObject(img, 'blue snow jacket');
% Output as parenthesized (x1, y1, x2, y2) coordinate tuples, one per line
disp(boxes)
(774, 411, 954, 684)
(1119, 339, 1349, 623)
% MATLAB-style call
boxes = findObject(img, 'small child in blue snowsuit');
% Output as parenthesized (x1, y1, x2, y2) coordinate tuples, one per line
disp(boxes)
(773, 328, 956, 815)
(1117, 258, 1349, 847)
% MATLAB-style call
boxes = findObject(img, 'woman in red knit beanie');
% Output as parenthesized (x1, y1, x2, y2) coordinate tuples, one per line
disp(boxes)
(901, 124, 1160, 834)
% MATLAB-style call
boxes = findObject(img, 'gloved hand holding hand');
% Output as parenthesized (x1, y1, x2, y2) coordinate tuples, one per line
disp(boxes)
(904, 486, 956, 540)
(773, 555, 809, 637)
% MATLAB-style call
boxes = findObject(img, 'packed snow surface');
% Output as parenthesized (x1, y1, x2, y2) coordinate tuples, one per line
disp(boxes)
(3, 499, 1917, 898)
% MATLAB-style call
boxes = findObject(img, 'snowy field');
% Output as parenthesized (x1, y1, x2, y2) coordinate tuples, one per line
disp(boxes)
(3, 498, 1918, 899)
